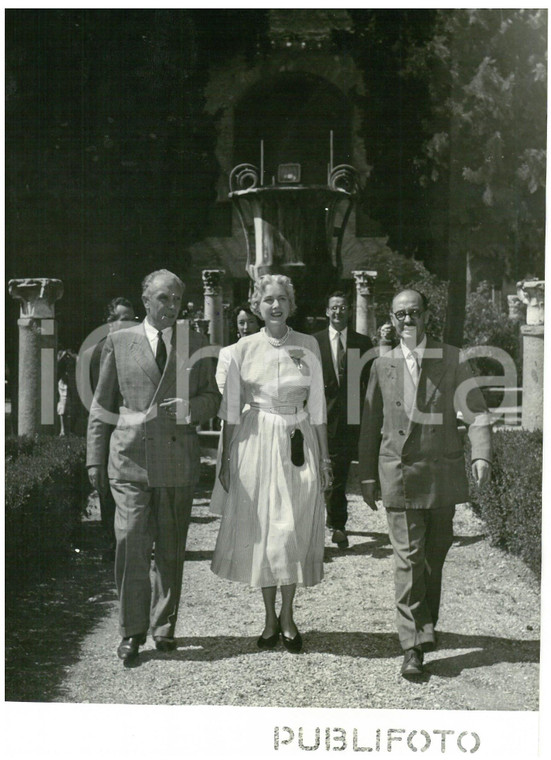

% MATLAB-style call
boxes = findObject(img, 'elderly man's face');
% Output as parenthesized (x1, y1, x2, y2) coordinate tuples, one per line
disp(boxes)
(143, 275, 184, 331)
(391, 290, 428, 347)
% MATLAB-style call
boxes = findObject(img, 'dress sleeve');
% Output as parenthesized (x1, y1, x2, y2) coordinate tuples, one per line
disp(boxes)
(215, 346, 233, 394)
(218, 346, 245, 424)
(305, 336, 327, 425)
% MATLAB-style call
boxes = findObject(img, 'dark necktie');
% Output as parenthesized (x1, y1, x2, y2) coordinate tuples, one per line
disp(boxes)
(336, 332, 345, 385)
(155, 331, 167, 373)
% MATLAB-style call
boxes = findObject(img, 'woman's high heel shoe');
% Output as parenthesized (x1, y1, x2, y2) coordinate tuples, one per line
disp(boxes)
(278, 616, 303, 653)
(257, 624, 280, 650)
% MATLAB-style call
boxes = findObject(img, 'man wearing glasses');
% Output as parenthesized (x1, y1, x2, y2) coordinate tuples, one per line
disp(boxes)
(359, 289, 492, 678)
(314, 291, 373, 549)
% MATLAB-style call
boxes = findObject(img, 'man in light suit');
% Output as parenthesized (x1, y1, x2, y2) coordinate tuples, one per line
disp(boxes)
(314, 291, 373, 548)
(87, 269, 221, 665)
(359, 289, 492, 678)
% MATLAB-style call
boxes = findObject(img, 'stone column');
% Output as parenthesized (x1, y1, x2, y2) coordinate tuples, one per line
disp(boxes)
(517, 279, 544, 431)
(202, 269, 226, 345)
(352, 270, 378, 338)
(8, 278, 64, 436)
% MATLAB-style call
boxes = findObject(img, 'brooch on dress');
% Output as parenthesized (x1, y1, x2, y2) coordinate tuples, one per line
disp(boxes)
(288, 349, 307, 372)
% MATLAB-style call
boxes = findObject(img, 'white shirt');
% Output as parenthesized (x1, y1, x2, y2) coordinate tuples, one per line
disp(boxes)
(329, 324, 348, 382)
(400, 334, 427, 383)
(144, 318, 173, 362)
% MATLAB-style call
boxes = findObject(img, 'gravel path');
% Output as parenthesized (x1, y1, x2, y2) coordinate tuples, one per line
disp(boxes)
(32, 459, 540, 711)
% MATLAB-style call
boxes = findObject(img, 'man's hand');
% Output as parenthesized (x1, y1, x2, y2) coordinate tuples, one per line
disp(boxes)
(88, 465, 108, 494)
(472, 460, 491, 488)
(159, 397, 190, 421)
(361, 481, 379, 511)
(320, 463, 333, 492)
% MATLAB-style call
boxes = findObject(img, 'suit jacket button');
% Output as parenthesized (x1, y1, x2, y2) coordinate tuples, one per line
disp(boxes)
(396, 401, 402, 406)
(398, 429, 405, 436)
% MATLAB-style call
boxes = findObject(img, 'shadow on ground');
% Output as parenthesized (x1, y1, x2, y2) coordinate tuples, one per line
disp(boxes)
(120, 630, 540, 680)
(5, 521, 118, 703)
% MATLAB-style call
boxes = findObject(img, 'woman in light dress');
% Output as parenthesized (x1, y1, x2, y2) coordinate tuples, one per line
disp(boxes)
(211, 274, 332, 653)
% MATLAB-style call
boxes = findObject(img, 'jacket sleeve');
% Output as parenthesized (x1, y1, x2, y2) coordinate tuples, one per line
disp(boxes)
(86, 335, 119, 468)
(358, 360, 384, 483)
(455, 351, 493, 464)
(188, 335, 222, 425)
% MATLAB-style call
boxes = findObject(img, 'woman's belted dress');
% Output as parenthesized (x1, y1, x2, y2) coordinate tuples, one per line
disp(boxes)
(211, 330, 327, 588)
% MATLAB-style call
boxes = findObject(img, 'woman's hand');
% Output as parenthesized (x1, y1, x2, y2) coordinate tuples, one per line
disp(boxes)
(320, 459, 333, 492)
(219, 457, 231, 492)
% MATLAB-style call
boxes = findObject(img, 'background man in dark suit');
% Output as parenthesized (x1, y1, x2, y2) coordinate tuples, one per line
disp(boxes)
(90, 296, 136, 561)
(359, 289, 492, 678)
(314, 291, 373, 548)
(87, 269, 220, 665)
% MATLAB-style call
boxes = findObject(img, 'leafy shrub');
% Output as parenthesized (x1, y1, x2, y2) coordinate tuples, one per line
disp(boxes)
(5, 435, 90, 590)
(463, 281, 522, 380)
(467, 429, 542, 578)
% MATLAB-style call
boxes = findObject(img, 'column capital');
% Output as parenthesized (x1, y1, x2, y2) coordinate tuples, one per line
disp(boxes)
(516, 278, 544, 325)
(202, 269, 226, 296)
(351, 270, 378, 296)
(9, 278, 64, 318)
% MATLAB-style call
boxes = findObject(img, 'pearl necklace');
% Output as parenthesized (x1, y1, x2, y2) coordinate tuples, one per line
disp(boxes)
(262, 326, 292, 347)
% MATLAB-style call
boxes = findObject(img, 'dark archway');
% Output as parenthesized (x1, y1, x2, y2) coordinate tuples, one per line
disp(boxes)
(234, 72, 352, 186)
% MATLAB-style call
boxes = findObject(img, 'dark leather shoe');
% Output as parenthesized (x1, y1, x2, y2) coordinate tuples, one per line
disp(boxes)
(401, 647, 424, 678)
(257, 628, 280, 650)
(117, 633, 146, 663)
(154, 636, 177, 652)
(281, 629, 303, 654)
(332, 529, 349, 548)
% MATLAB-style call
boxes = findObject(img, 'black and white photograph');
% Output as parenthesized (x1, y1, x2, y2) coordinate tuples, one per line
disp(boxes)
(3, 5, 548, 758)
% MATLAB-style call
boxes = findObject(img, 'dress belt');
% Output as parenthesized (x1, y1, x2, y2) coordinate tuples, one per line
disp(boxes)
(249, 402, 302, 415)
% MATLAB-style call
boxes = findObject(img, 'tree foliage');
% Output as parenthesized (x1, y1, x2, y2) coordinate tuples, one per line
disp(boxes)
(405, 9, 547, 284)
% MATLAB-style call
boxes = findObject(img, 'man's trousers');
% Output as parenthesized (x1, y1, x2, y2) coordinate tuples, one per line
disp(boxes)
(326, 433, 357, 530)
(110, 480, 194, 639)
(385, 504, 455, 651)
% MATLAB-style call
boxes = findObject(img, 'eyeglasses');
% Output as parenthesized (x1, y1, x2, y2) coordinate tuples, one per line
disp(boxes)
(392, 308, 424, 321)
(329, 306, 349, 313)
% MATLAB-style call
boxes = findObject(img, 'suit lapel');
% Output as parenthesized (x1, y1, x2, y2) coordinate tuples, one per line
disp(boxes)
(129, 326, 162, 386)
(384, 346, 407, 405)
(417, 338, 447, 410)
(320, 329, 338, 386)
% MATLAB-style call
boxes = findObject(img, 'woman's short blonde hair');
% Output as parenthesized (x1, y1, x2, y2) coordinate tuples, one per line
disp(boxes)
(250, 274, 297, 318)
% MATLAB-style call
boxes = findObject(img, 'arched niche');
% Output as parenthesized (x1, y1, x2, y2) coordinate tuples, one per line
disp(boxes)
(234, 72, 352, 186)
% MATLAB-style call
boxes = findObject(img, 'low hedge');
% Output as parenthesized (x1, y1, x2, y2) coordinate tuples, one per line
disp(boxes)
(467, 428, 542, 578)
(5, 435, 90, 589)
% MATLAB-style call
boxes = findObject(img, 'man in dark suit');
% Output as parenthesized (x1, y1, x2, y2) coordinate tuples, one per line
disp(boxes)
(359, 289, 492, 678)
(90, 297, 136, 561)
(87, 270, 221, 665)
(314, 291, 373, 548)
